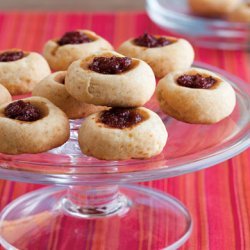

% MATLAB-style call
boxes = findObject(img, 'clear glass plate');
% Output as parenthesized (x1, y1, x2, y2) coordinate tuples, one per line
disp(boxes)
(0, 62, 249, 250)
(146, 0, 250, 50)
(0, 62, 249, 186)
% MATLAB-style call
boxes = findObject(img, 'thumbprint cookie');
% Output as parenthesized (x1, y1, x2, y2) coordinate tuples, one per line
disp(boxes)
(65, 51, 155, 107)
(32, 71, 106, 119)
(156, 67, 236, 124)
(0, 97, 70, 154)
(0, 50, 51, 95)
(78, 107, 167, 160)
(117, 33, 194, 78)
(43, 30, 113, 71)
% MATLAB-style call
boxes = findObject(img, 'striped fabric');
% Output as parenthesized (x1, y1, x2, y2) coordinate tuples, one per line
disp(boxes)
(0, 12, 249, 250)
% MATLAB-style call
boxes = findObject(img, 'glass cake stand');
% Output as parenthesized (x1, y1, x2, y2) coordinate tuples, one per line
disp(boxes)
(0, 63, 249, 250)
(146, 0, 250, 50)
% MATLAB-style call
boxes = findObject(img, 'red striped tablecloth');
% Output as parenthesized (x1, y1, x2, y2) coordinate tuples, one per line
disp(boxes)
(0, 12, 249, 250)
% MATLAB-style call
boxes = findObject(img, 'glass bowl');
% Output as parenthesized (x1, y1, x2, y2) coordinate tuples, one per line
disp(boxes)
(146, 0, 250, 50)
(0, 63, 249, 186)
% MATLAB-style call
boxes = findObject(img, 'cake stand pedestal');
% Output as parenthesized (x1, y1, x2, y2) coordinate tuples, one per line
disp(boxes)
(0, 185, 192, 249)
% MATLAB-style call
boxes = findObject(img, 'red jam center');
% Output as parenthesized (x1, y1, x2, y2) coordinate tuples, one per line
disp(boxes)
(57, 31, 92, 46)
(89, 56, 132, 74)
(4, 100, 41, 121)
(0, 51, 24, 62)
(177, 74, 217, 89)
(134, 33, 172, 48)
(99, 108, 143, 129)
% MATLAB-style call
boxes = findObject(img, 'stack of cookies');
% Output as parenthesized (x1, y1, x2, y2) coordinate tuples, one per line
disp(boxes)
(0, 29, 236, 160)
(65, 50, 168, 160)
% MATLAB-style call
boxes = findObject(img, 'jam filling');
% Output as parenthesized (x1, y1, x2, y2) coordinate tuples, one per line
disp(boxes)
(134, 33, 172, 48)
(4, 100, 41, 122)
(57, 31, 92, 46)
(0, 51, 24, 62)
(177, 74, 217, 89)
(98, 108, 143, 129)
(89, 56, 132, 74)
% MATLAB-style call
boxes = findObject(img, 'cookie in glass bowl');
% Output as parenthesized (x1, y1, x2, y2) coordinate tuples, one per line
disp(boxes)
(43, 30, 113, 71)
(188, 0, 240, 17)
(227, 2, 250, 23)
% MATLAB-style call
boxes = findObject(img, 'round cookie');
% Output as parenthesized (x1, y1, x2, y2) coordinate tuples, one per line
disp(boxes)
(117, 33, 194, 78)
(156, 67, 236, 124)
(188, 0, 240, 16)
(0, 84, 11, 105)
(227, 2, 250, 23)
(0, 97, 70, 154)
(43, 30, 113, 71)
(65, 51, 156, 107)
(32, 71, 106, 119)
(0, 50, 51, 95)
(78, 107, 168, 160)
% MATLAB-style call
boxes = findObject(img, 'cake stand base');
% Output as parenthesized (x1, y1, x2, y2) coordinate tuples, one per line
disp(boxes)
(0, 185, 192, 250)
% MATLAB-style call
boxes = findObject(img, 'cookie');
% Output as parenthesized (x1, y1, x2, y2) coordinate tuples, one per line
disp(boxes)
(78, 107, 168, 160)
(188, 0, 240, 16)
(0, 97, 70, 154)
(43, 30, 113, 71)
(0, 84, 11, 105)
(0, 50, 51, 95)
(65, 51, 155, 107)
(117, 33, 194, 78)
(32, 71, 106, 119)
(156, 67, 236, 124)
(227, 2, 250, 23)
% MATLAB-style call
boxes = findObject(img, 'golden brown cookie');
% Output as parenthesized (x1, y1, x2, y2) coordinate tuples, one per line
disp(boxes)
(156, 67, 236, 124)
(43, 30, 113, 71)
(0, 97, 70, 154)
(0, 84, 11, 105)
(117, 33, 194, 78)
(0, 50, 51, 95)
(188, 0, 240, 16)
(227, 2, 250, 23)
(32, 71, 106, 119)
(65, 51, 156, 107)
(78, 107, 168, 160)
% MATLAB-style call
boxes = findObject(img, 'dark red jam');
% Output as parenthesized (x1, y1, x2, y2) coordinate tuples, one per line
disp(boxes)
(89, 56, 132, 74)
(0, 51, 24, 62)
(98, 108, 143, 129)
(177, 74, 217, 89)
(57, 31, 92, 46)
(134, 33, 172, 48)
(4, 100, 41, 122)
